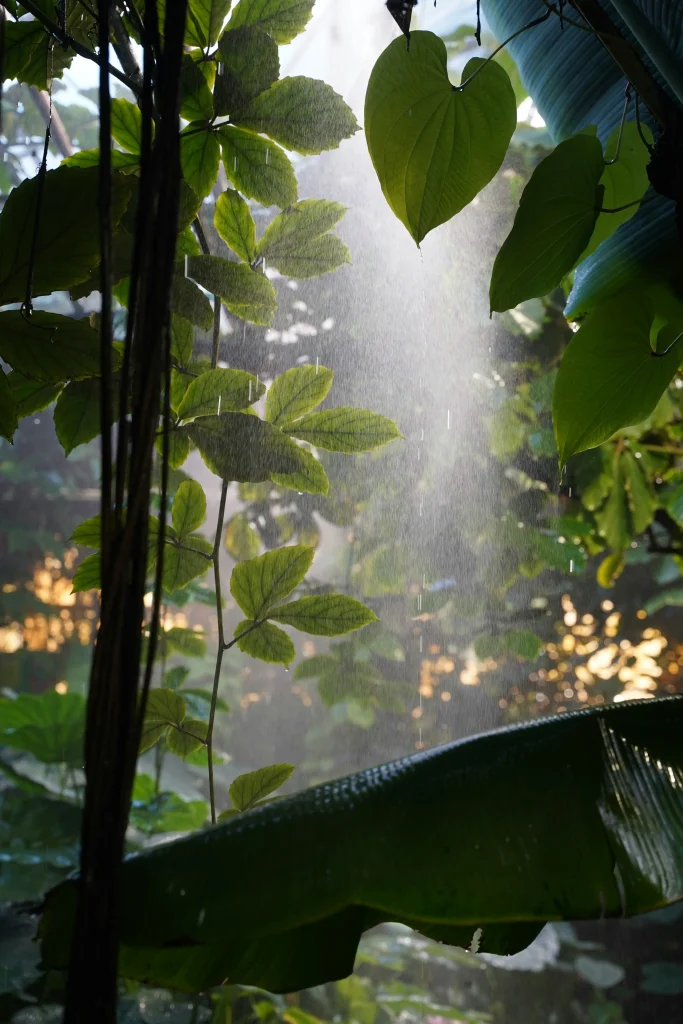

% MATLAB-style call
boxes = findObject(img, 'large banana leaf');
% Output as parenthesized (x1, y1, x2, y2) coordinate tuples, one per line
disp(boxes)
(482, 0, 683, 315)
(40, 697, 683, 993)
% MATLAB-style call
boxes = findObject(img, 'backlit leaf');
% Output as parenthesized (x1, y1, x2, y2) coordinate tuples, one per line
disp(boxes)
(188, 254, 276, 325)
(233, 76, 358, 155)
(596, 552, 624, 588)
(167, 719, 208, 758)
(234, 618, 296, 664)
(227, 0, 314, 43)
(186, 412, 310, 481)
(172, 274, 214, 330)
(171, 316, 194, 367)
(54, 378, 107, 456)
(158, 430, 191, 471)
(596, 457, 629, 552)
(180, 53, 214, 122)
(490, 135, 604, 313)
(365, 32, 516, 243)
(214, 189, 257, 264)
(144, 689, 186, 729)
(266, 364, 334, 426)
(553, 296, 683, 466)
(257, 200, 348, 278)
(225, 512, 261, 560)
(178, 367, 263, 421)
(215, 25, 279, 113)
(623, 451, 655, 534)
(71, 552, 101, 592)
(229, 762, 294, 811)
(8, 372, 63, 418)
(271, 446, 329, 495)
(285, 407, 402, 453)
(111, 98, 143, 155)
(2, 21, 43, 81)
(163, 536, 212, 592)
(185, 0, 232, 48)
(230, 544, 313, 618)
(181, 127, 221, 200)
(270, 595, 378, 636)
(0, 690, 85, 766)
(172, 480, 207, 538)
(218, 125, 297, 208)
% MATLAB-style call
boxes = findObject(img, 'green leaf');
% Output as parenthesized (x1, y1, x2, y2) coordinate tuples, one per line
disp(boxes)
(553, 296, 683, 466)
(171, 316, 194, 367)
(139, 721, 169, 755)
(596, 552, 625, 588)
(490, 135, 604, 313)
(225, 512, 261, 560)
(227, 0, 314, 43)
(218, 125, 298, 208)
(172, 274, 215, 330)
(0, 311, 104, 383)
(63, 148, 140, 172)
(270, 446, 329, 496)
(214, 189, 257, 264)
(0, 369, 18, 441)
(2, 21, 43, 81)
(503, 630, 543, 661)
(172, 480, 207, 538)
(188, 254, 276, 325)
(233, 76, 359, 155)
(163, 536, 212, 592)
(266, 364, 334, 426)
(144, 689, 187, 728)
(110, 99, 143, 155)
(167, 719, 208, 758)
(285, 407, 402, 453)
(70, 515, 102, 547)
(270, 595, 378, 636)
(596, 456, 629, 552)
(229, 762, 294, 811)
(157, 430, 192, 471)
(54, 378, 117, 456)
(215, 25, 279, 113)
(623, 451, 655, 534)
(180, 52, 214, 122)
(230, 544, 313, 618)
(8, 372, 62, 418)
(0, 691, 85, 766)
(0, 166, 131, 304)
(185, 0, 232, 48)
(181, 127, 221, 200)
(256, 200, 348, 278)
(163, 626, 207, 658)
(365, 32, 516, 244)
(177, 367, 264, 422)
(71, 552, 101, 592)
(177, 180, 203, 232)
(186, 412, 312, 482)
(293, 654, 335, 680)
(580, 121, 653, 263)
(234, 617, 296, 664)
(19, 34, 73, 89)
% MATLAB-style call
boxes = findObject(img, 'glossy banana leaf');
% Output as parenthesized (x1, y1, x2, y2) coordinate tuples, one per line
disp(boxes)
(482, 0, 683, 315)
(40, 697, 683, 993)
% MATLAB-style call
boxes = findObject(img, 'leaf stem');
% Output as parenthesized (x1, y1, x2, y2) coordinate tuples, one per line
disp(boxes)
(206, 477, 228, 823)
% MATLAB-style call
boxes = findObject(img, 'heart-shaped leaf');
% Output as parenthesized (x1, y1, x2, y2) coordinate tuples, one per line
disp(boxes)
(364, 30, 516, 244)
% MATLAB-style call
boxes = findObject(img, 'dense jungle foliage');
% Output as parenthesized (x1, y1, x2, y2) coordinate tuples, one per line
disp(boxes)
(0, 0, 682, 1022)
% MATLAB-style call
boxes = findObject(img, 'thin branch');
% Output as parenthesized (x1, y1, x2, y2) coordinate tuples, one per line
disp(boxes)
(599, 194, 653, 213)
(111, 8, 143, 88)
(99, 0, 113, 600)
(206, 478, 228, 824)
(0, 0, 140, 95)
(603, 84, 631, 165)
(455, 8, 553, 91)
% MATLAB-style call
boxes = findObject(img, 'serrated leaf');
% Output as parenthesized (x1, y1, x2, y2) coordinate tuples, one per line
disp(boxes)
(0, 311, 106, 383)
(218, 125, 298, 208)
(553, 296, 683, 466)
(186, 412, 311, 481)
(171, 316, 194, 367)
(71, 552, 101, 592)
(579, 121, 653, 263)
(214, 189, 257, 264)
(490, 135, 604, 313)
(227, 0, 314, 43)
(8, 372, 62, 418)
(54, 378, 118, 456)
(111, 99, 143, 154)
(257, 200, 348, 278)
(233, 76, 358, 155)
(234, 617, 296, 664)
(187, 254, 276, 325)
(270, 446, 329, 495)
(215, 25, 279, 114)
(365, 32, 516, 244)
(180, 52, 214, 122)
(178, 368, 263, 422)
(230, 544, 313, 618)
(0, 369, 18, 441)
(163, 536, 212, 592)
(225, 512, 260, 560)
(229, 761, 295, 811)
(0, 166, 131, 303)
(269, 595, 378, 636)
(172, 480, 207, 538)
(181, 127, 221, 200)
(285, 407, 402, 453)
(139, 722, 169, 755)
(266, 364, 334, 426)
(623, 451, 655, 534)
(185, 0, 232, 48)
(167, 719, 208, 757)
(596, 456, 629, 552)
(172, 274, 214, 330)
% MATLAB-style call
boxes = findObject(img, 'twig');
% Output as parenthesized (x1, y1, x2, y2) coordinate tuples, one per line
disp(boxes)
(604, 84, 631, 165)
(0, 0, 140, 94)
(455, 8, 553, 91)
(206, 478, 228, 824)
(111, 8, 143, 88)
(99, 0, 113, 599)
